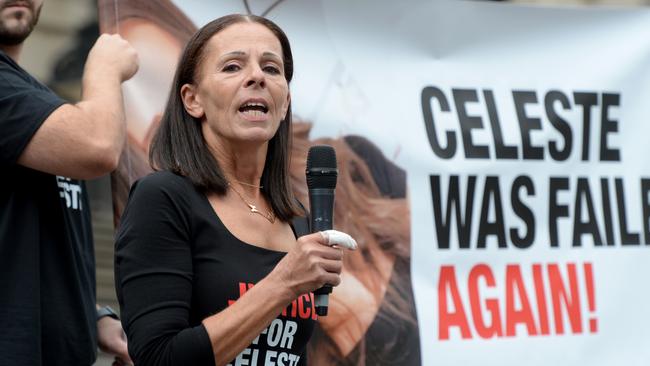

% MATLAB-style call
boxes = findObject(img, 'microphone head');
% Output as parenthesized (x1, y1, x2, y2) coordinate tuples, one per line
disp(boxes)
(306, 145, 338, 189)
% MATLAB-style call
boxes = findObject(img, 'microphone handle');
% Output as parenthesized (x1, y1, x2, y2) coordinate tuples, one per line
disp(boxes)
(309, 188, 335, 316)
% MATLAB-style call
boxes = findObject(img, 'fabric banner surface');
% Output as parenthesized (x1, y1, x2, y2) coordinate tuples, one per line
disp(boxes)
(101, 0, 650, 365)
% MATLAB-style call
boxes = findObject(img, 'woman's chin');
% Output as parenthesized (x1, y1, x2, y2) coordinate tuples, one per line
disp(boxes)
(231, 128, 277, 144)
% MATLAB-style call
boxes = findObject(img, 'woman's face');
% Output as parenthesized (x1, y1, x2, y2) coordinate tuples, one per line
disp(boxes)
(186, 22, 290, 146)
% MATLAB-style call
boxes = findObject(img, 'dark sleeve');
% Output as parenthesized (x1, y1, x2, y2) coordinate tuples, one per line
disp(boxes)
(115, 172, 215, 366)
(0, 60, 65, 164)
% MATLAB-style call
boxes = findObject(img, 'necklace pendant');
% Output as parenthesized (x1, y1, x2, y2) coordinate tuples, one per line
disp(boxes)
(231, 186, 275, 224)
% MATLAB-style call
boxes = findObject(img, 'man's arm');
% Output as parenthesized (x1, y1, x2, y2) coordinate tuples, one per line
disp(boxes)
(17, 33, 138, 179)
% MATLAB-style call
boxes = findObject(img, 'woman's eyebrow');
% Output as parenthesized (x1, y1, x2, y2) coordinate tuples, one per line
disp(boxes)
(262, 51, 282, 61)
(220, 50, 246, 59)
(219, 50, 282, 63)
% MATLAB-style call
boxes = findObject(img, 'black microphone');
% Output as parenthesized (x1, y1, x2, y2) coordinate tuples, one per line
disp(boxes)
(306, 145, 338, 316)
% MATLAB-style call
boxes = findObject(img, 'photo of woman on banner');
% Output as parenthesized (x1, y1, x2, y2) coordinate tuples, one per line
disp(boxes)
(100, 0, 420, 364)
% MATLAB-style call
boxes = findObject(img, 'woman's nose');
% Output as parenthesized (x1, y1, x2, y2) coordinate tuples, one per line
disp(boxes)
(245, 65, 266, 88)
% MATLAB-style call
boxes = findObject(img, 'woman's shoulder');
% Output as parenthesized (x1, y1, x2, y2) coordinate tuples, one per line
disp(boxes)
(119, 171, 199, 233)
(129, 170, 197, 203)
(135, 170, 192, 189)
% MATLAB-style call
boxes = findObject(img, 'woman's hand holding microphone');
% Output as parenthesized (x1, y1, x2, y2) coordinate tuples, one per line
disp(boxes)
(269, 230, 357, 299)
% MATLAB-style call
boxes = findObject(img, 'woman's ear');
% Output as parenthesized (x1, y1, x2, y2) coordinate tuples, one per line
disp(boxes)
(180, 83, 204, 118)
(282, 91, 291, 120)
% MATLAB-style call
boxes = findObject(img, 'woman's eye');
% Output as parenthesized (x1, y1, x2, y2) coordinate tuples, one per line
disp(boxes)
(263, 65, 281, 75)
(222, 64, 240, 72)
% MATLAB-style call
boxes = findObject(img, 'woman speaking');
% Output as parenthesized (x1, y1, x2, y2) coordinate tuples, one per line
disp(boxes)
(114, 14, 356, 366)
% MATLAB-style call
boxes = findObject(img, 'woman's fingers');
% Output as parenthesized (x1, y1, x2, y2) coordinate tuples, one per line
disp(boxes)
(320, 272, 342, 287)
(320, 258, 343, 274)
(279, 230, 356, 294)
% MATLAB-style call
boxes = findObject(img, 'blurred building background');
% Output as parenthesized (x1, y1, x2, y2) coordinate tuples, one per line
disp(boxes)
(16, 0, 650, 365)
(514, 0, 650, 4)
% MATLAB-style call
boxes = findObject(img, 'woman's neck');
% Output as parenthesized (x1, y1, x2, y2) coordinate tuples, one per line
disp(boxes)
(206, 134, 268, 197)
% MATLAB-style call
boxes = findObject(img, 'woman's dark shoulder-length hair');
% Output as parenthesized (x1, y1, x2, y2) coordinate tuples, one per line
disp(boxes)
(149, 14, 300, 222)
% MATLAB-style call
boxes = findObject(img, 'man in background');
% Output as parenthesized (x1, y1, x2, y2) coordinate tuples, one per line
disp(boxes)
(0, 0, 138, 365)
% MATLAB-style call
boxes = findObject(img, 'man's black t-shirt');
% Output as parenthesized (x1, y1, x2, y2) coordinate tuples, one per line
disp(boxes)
(115, 171, 315, 366)
(0, 51, 97, 365)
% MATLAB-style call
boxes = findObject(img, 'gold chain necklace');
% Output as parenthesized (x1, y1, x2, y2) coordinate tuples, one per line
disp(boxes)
(228, 183, 276, 224)
(235, 180, 263, 189)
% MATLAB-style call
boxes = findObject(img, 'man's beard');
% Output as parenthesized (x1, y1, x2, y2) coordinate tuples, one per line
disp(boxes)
(0, 1, 41, 46)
